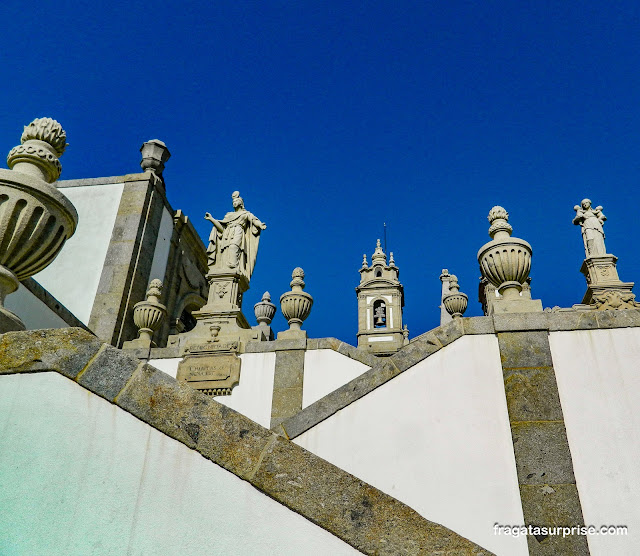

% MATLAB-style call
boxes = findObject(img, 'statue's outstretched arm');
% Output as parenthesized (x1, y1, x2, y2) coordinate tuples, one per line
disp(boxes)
(251, 214, 267, 230)
(205, 212, 224, 233)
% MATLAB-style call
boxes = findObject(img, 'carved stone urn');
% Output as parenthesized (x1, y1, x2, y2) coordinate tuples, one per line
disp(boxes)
(280, 268, 313, 332)
(0, 118, 78, 331)
(131, 280, 167, 347)
(140, 139, 171, 177)
(477, 206, 532, 300)
(442, 275, 468, 318)
(254, 291, 276, 325)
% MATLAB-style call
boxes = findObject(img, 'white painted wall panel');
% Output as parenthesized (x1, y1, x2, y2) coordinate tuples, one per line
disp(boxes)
(148, 207, 174, 284)
(5, 283, 70, 329)
(303, 349, 369, 408)
(33, 183, 124, 325)
(0, 373, 358, 556)
(296, 335, 527, 556)
(550, 328, 640, 555)
(149, 352, 276, 428)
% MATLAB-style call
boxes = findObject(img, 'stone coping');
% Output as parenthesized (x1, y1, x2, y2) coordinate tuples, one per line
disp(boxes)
(147, 336, 379, 367)
(57, 173, 151, 187)
(22, 278, 90, 332)
(0, 328, 492, 556)
(279, 310, 640, 439)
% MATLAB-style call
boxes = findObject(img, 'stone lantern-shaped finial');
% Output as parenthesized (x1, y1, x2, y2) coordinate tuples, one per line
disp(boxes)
(140, 139, 171, 177)
(278, 268, 313, 339)
(477, 206, 542, 314)
(123, 280, 167, 349)
(0, 118, 78, 331)
(442, 275, 468, 318)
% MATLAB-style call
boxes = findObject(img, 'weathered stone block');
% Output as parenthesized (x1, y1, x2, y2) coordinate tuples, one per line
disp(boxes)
(0, 328, 101, 378)
(503, 367, 564, 422)
(493, 312, 550, 332)
(498, 331, 553, 368)
(547, 311, 598, 332)
(520, 484, 589, 555)
(116, 364, 274, 479)
(149, 345, 180, 359)
(244, 340, 277, 353)
(271, 388, 304, 429)
(596, 308, 640, 329)
(273, 338, 307, 351)
(78, 344, 143, 401)
(432, 318, 464, 347)
(252, 436, 492, 555)
(463, 316, 495, 335)
(392, 336, 440, 372)
(273, 350, 305, 388)
(511, 422, 575, 484)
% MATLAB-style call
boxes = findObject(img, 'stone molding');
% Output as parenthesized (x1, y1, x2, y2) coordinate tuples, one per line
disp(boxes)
(0, 328, 491, 556)
(57, 173, 157, 188)
(281, 310, 640, 439)
(244, 336, 379, 367)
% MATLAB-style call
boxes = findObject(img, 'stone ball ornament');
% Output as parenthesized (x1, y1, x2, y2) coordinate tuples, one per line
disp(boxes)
(0, 118, 78, 331)
(477, 206, 532, 300)
(280, 267, 313, 331)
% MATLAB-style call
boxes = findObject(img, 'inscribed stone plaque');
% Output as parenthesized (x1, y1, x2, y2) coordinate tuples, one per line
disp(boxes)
(177, 352, 241, 396)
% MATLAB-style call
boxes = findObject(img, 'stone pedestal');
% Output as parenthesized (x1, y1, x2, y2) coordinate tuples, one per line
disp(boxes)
(170, 270, 259, 354)
(490, 297, 543, 315)
(580, 255, 637, 309)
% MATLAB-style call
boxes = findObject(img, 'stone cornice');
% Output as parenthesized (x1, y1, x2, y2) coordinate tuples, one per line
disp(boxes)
(0, 327, 492, 556)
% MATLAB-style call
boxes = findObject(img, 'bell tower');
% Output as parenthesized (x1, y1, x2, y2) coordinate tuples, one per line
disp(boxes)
(356, 240, 405, 355)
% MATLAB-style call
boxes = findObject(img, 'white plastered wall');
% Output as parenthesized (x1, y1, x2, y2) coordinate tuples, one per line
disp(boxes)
(295, 335, 527, 556)
(149, 352, 276, 428)
(33, 183, 124, 325)
(5, 283, 71, 329)
(303, 349, 369, 408)
(0, 373, 357, 556)
(549, 328, 640, 555)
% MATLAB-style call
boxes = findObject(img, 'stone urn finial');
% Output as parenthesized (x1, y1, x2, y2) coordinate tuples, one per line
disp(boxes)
(140, 139, 171, 177)
(280, 267, 313, 333)
(0, 118, 78, 331)
(402, 324, 409, 346)
(477, 206, 532, 300)
(7, 117, 67, 183)
(132, 279, 167, 347)
(442, 275, 468, 318)
(254, 291, 276, 325)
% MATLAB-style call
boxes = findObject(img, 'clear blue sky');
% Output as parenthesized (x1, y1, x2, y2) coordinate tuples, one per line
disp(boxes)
(2, 2, 640, 342)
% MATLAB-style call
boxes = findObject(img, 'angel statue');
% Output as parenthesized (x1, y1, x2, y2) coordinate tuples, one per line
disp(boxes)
(205, 191, 267, 281)
(572, 199, 606, 257)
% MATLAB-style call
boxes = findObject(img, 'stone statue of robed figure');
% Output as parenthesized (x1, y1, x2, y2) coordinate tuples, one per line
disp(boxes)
(205, 191, 266, 282)
(573, 199, 606, 258)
